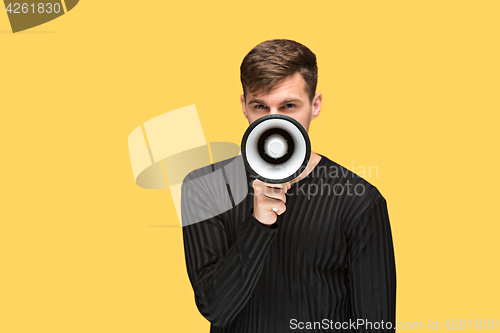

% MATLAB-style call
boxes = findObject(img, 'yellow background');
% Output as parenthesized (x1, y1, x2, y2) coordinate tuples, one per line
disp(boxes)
(1, 1, 499, 332)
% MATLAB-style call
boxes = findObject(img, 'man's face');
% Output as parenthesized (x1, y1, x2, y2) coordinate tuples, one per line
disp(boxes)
(240, 72, 322, 132)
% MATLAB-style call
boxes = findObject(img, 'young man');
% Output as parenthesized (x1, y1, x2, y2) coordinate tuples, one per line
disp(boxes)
(181, 39, 396, 332)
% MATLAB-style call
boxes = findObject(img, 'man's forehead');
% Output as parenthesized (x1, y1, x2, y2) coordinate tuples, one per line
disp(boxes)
(245, 74, 309, 104)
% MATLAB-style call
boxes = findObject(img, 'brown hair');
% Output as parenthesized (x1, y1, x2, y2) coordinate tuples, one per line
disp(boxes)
(240, 39, 318, 103)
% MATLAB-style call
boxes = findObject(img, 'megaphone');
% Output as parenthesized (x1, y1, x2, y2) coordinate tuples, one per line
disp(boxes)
(241, 114, 311, 184)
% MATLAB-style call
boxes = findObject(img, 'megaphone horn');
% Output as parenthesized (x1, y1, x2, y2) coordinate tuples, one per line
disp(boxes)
(241, 114, 311, 184)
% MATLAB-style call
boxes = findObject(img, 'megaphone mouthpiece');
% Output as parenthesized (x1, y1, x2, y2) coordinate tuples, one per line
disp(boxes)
(264, 134, 288, 158)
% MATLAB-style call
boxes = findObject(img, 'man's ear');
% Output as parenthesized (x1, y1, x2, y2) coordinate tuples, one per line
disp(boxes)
(311, 92, 322, 120)
(240, 94, 248, 120)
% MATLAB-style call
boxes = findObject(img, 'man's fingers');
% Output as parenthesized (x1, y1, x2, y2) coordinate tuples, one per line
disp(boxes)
(270, 200, 286, 215)
(264, 198, 286, 215)
(265, 182, 289, 191)
(252, 179, 290, 200)
(253, 179, 291, 189)
(264, 186, 287, 204)
(252, 179, 289, 224)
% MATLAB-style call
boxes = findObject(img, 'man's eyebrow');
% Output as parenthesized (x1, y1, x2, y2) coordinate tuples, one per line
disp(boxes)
(248, 97, 303, 105)
(281, 98, 302, 104)
(248, 98, 266, 105)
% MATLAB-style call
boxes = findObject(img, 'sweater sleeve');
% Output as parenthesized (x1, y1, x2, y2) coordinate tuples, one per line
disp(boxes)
(181, 176, 278, 328)
(346, 196, 396, 332)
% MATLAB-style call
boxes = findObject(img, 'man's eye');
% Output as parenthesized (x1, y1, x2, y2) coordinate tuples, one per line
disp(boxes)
(284, 104, 295, 109)
(255, 105, 266, 109)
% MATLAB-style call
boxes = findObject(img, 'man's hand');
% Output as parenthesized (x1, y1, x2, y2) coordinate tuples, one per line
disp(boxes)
(251, 179, 291, 226)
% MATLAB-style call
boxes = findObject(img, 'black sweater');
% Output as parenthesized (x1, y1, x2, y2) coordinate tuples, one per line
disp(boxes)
(181, 154, 396, 332)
